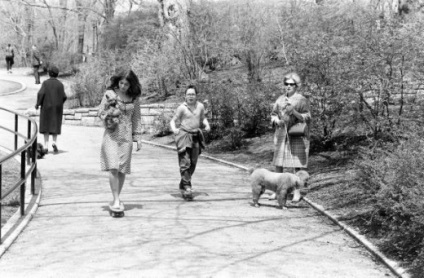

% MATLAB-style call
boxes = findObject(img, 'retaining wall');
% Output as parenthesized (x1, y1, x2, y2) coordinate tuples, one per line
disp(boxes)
(26, 103, 177, 134)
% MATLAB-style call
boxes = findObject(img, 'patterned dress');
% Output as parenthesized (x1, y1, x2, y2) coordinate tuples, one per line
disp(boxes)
(271, 92, 311, 168)
(99, 90, 142, 174)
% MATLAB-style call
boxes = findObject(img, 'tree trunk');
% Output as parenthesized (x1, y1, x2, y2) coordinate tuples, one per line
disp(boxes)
(157, 74, 169, 99)
(158, 0, 190, 46)
(104, 0, 117, 24)
(25, 5, 34, 66)
(76, 1, 88, 55)
(42, 0, 59, 49)
(246, 50, 262, 83)
(59, 0, 68, 50)
(157, 0, 207, 81)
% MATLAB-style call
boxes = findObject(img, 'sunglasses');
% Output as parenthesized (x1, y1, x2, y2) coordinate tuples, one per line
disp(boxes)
(284, 82, 296, 87)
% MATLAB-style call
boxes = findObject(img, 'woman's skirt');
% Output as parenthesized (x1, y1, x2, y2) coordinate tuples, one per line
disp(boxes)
(272, 127, 309, 168)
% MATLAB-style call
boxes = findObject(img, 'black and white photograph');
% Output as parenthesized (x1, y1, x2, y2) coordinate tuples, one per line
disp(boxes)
(0, 0, 422, 277)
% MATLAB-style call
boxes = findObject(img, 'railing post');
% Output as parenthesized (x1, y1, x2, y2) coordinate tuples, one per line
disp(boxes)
(20, 151, 26, 216)
(31, 138, 37, 195)
(27, 120, 31, 165)
(0, 164, 2, 243)
(14, 114, 18, 151)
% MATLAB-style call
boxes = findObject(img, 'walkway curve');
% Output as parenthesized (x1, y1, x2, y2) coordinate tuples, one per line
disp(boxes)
(0, 78, 26, 96)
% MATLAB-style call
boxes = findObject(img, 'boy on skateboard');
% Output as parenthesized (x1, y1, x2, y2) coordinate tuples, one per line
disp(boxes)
(170, 85, 210, 200)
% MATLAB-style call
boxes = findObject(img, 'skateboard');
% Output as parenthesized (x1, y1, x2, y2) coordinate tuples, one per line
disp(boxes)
(109, 202, 125, 217)
(181, 189, 194, 201)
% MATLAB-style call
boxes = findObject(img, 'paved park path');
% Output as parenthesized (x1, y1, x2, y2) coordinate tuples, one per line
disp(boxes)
(0, 69, 395, 277)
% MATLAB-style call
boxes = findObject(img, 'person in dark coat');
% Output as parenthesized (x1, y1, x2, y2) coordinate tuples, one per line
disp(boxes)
(35, 66, 67, 154)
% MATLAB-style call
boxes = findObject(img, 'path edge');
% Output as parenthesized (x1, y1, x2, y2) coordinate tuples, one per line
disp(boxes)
(0, 146, 42, 259)
(0, 78, 27, 96)
(141, 139, 410, 278)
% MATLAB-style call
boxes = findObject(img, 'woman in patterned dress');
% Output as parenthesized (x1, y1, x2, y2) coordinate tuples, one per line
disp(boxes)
(270, 72, 311, 202)
(98, 69, 142, 209)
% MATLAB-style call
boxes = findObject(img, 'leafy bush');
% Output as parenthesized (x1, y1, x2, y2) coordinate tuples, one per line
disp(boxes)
(48, 51, 81, 75)
(71, 51, 132, 107)
(278, 2, 424, 147)
(197, 81, 275, 149)
(152, 110, 173, 137)
(36, 42, 81, 74)
(202, 82, 236, 141)
(101, 9, 160, 52)
(235, 83, 275, 137)
(354, 126, 424, 274)
(72, 69, 105, 107)
(224, 127, 244, 150)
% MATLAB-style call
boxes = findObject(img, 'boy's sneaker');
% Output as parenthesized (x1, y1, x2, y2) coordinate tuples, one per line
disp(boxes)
(182, 186, 193, 200)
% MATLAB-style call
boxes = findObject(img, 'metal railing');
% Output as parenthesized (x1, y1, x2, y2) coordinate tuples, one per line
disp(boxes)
(0, 107, 38, 244)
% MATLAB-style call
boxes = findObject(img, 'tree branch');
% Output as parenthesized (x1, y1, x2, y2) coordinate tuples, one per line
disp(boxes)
(12, 0, 107, 20)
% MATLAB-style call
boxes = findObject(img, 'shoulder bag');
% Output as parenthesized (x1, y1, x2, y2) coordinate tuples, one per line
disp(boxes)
(288, 122, 308, 136)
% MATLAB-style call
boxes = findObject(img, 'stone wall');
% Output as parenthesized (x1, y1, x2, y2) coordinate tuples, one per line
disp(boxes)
(26, 103, 178, 133)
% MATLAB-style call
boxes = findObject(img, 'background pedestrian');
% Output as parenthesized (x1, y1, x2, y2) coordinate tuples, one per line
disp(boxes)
(5, 44, 14, 73)
(35, 66, 67, 154)
(31, 45, 42, 84)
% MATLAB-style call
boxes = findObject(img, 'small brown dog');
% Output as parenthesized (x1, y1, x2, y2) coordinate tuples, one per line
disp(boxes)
(250, 169, 309, 209)
(103, 91, 121, 131)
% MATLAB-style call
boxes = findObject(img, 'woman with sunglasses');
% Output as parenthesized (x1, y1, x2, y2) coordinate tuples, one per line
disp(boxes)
(270, 72, 311, 202)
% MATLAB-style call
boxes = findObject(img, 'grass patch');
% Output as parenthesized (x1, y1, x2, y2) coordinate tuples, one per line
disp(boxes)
(1, 151, 20, 228)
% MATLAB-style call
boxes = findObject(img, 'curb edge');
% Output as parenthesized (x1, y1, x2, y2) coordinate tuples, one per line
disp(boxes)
(0, 78, 27, 96)
(0, 146, 42, 259)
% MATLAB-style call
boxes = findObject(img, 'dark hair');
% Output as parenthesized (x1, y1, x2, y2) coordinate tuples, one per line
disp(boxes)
(185, 84, 198, 95)
(108, 69, 142, 99)
(48, 66, 59, 78)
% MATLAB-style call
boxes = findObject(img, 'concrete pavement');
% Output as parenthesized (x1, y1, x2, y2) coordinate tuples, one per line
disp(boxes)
(0, 69, 395, 277)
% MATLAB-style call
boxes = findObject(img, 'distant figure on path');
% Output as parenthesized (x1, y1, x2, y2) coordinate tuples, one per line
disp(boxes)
(98, 69, 142, 210)
(5, 44, 14, 73)
(31, 45, 42, 84)
(35, 66, 67, 154)
(170, 85, 211, 199)
(270, 72, 311, 202)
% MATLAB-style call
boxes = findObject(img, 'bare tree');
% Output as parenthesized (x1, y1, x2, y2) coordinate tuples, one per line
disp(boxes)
(101, 0, 117, 24)
(157, 0, 206, 82)
(158, 0, 190, 46)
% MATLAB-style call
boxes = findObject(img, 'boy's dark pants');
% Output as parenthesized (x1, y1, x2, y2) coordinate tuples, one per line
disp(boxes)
(33, 65, 40, 83)
(178, 140, 200, 190)
(6, 57, 13, 71)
